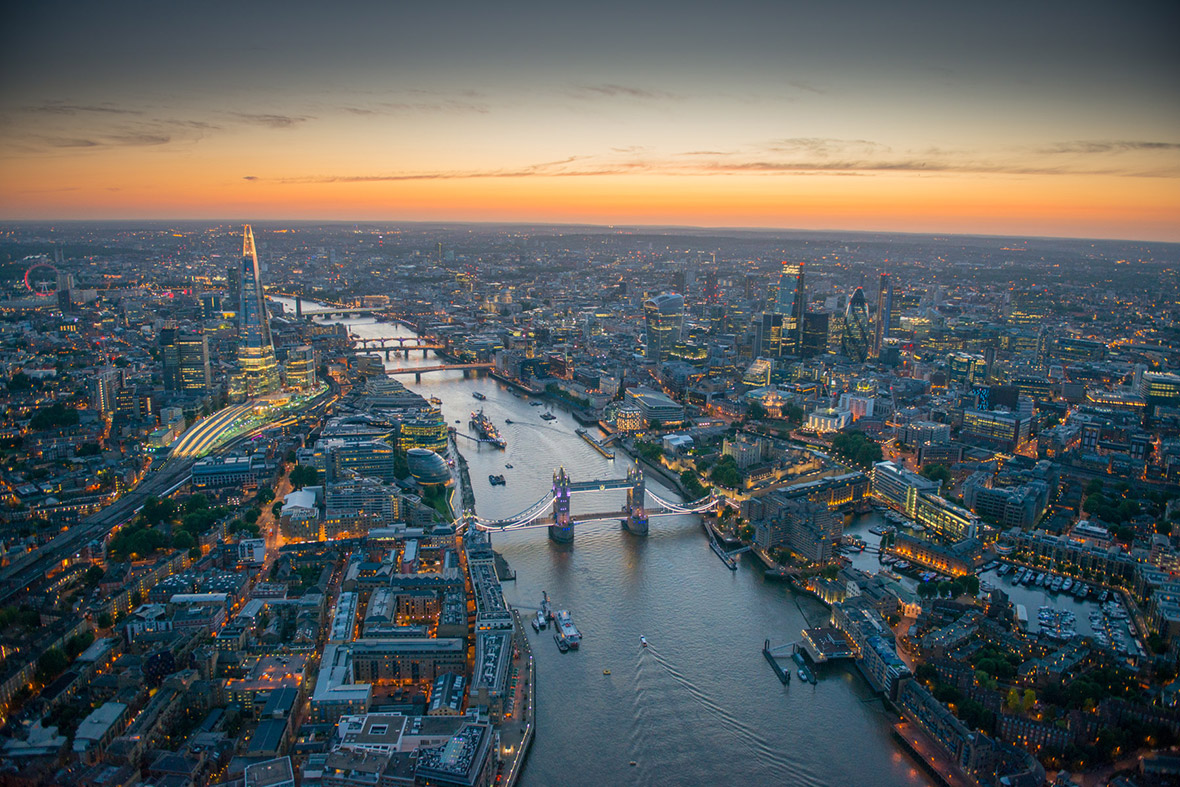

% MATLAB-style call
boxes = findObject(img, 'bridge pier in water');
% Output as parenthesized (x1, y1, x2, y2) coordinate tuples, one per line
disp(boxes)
(623, 467, 648, 535)
(548, 467, 575, 543)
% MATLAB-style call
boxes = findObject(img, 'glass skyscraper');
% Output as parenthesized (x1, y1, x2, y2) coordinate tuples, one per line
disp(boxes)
(842, 287, 871, 363)
(873, 272, 892, 358)
(768, 261, 804, 356)
(230, 225, 279, 400)
(643, 293, 684, 362)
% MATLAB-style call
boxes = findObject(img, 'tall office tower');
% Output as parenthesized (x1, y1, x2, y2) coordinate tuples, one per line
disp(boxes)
(768, 262, 805, 356)
(286, 345, 317, 391)
(200, 293, 223, 319)
(225, 263, 241, 319)
(229, 225, 279, 401)
(703, 271, 720, 304)
(643, 293, 684, 362)
(162, 329, 212, 393)
(873, 272, 892, 357)
(801, 311, 830, 358)
(755, 312, 784, 358)
(56, 270, 76, 311)
(841, 287, 871, 363)
(827, 312, 846, 355)
(178, 334, 212, 393)
(89, 368, 121, 416)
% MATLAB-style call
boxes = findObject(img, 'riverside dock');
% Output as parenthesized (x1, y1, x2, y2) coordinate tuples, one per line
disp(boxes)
(762, 639, 792, 684)
(575, 428, 615, 459)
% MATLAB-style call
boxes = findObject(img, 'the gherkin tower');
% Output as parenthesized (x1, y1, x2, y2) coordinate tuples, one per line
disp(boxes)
(842, 287, 871, 363)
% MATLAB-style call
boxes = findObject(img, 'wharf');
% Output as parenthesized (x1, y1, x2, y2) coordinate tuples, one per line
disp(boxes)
(575, 428, 615, 459)
(704, 518, 741, 548)
(450, 436, 477, 512)
(501, 610, 536, 787)
(493, 550, 516, 581)
(892, 722, 972, 787)
(489, 369, 542, 395)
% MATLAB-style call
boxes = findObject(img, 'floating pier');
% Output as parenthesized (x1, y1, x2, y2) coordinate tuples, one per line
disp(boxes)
(763, 639, 791, 684)
(575, 428, 615, 459)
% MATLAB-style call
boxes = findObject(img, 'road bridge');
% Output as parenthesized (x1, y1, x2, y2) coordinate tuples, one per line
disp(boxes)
(354, 336, 446, 359)
(463, 466, 719, 542)
(385, 363, 493, 381)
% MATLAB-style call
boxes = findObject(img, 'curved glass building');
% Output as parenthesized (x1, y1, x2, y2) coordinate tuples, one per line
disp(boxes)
(407, 448, 452, 486)
(842, 287, 871, 363)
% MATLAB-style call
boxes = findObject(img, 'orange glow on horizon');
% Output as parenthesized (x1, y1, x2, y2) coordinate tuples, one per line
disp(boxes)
(3, 153, 1178, 241)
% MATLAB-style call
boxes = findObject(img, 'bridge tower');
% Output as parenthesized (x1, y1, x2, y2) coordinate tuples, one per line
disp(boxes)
(623, 466, 648, 535)
(548, 466, 575, 543)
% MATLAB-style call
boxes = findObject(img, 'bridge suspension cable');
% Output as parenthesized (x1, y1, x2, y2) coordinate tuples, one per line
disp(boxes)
(469, 491, 555, 530)
(646, 489, 719, 514)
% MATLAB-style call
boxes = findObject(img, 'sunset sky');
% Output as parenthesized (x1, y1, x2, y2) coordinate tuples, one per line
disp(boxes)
(2, 1, 1178, 241)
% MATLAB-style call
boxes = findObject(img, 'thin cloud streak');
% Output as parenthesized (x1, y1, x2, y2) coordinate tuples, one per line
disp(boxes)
(569, 83, 678, 100)
(253, 140, 1180, 184)
(22, 102, 144, 115)
(1037, 140, 1180, 155)
(230, 112, 312, 128)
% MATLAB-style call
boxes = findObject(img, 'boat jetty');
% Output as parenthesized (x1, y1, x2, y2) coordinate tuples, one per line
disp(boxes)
(574, 427, 615, 459)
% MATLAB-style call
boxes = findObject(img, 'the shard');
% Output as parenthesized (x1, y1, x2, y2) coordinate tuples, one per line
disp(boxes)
(229, 225, 279, 400)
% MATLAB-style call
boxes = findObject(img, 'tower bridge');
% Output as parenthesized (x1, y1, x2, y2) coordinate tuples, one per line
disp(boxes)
(462, 466, 719, 542)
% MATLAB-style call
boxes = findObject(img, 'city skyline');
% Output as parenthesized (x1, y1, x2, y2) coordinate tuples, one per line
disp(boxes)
(2, 1, 1178, 242)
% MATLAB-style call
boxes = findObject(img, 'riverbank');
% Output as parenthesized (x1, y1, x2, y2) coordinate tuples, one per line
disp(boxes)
(502, 609, 536, 787)
(450, 434, 476, 513)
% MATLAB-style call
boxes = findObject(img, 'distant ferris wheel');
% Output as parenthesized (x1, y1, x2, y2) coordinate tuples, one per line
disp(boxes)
(24, 262, 58, 296)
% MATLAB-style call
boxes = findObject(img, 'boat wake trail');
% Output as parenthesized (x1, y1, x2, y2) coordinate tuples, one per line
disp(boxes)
(634, 644, 819, 784)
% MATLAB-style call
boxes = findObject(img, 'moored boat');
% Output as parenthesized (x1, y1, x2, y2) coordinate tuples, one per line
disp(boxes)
(555, 610, 581, 649)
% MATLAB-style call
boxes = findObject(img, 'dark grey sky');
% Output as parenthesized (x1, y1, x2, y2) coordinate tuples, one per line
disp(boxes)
(1, 0, 1177, 239)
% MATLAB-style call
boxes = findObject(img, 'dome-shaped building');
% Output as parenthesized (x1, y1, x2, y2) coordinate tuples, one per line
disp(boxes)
(406, 448, 451, 486)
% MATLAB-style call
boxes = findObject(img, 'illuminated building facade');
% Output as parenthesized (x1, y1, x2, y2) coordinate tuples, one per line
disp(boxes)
(396, 412, 448, 454)
(643, 293, 684, 362)
(768, 261, 805, 356)
(161, 326, 212, 394)
(961, 409, 1030, 452)
(841, 288, 871, 362)
(1140, 371, 1180, 415)
(230, 225, 279, 401)
(948, 352, 988, 387)
(873, 272, 892, 358)
(285, 345, 317, 391)
(871, 461, 940, 519)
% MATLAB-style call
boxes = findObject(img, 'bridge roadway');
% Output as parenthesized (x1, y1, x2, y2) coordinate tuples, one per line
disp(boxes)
(476, 509, 690, 530)
(302, 306, 385, 316)
(353, 336, 443, 348)
(385, 363, 493, 376)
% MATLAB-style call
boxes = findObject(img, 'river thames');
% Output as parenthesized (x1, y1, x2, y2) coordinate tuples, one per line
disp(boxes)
(283, 302, 931, 787)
